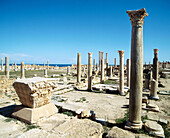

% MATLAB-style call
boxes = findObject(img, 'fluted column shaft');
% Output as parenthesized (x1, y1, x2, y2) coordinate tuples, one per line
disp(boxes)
(100, 52, 104, 83)
(127, 59, 130, 87)
(118, 50, 124, 95)
(88, 53, 92, 91)
(21, 62, 25, 79)
(5, 57, 9, 79)
(126, 8, 148, 129)
(77, 53, 81, 83)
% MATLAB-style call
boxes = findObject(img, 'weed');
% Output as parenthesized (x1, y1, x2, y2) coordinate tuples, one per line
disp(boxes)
(75, 97, 86, 102)
(162, 109, 168, 114)
(4, 118, 17, 122)
(63, 111, 73, 116)
(158, 122, 170, 138)
(25, 124, 40, 131)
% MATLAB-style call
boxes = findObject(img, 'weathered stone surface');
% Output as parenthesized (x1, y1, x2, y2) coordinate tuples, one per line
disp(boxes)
(0, 115, 25, 138)
(13, 77, 58, 108)
(106, 126, 135, 138)
(12, 103, 58, 124)
(37, 114, 103, 138)
(144, 120, 164, 137)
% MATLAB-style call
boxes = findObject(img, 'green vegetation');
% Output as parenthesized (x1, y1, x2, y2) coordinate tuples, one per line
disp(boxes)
(4, 118, 17, 122)
(75, 97, 86, 102)
(158, 121, 170, 138)
(115, 111, 129, 124)
(25, 124, 40, 131)
(0, 70, 66, 78)
(104, 80, 119, 84)
(63, 111, 73, 116)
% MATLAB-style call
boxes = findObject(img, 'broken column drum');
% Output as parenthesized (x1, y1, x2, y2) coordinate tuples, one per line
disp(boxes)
(77, 53, 81, 83)
(118, 50, 125, 95)
(126, 8, 148, 129)
(88, 53, 93, 91)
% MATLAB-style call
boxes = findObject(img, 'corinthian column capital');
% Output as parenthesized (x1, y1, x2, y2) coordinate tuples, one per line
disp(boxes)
(126, 8, 148, 27)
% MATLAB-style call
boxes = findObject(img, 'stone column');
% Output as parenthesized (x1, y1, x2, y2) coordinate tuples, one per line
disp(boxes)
(100, 52, 104, 84)
(150, 49, 159, 100)
(1, 58, 3, 71)
(114, 58, 117, 67)
(105, 53, 108, 64)
(21, 62, 25, 79)
(118, 50, 125, 95)
(145, 74, 150, 89)
(5, 57, 9, 79)
(153, 49, 158, 81)
(127, 59, 130, 88)
(106, 63, 109, 76)
(67, 66, 70, 75)
(77, 53, 81, 83)
(109, 66, 112, 78)
(14, 62, 17, 71)
(99, 51, 102, 72)
(126, 8, 148, 129)
(93, 59, 95, 71)
(88, 53, 93, 91)
(44, 69, 48, 77)
(47, 60, 49, 70)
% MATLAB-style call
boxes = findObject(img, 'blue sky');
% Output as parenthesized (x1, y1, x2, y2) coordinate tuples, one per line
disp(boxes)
(0, 0, 169, 64)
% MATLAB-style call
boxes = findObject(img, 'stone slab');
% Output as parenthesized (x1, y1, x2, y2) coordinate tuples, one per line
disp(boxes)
(12, 103, 58, 124)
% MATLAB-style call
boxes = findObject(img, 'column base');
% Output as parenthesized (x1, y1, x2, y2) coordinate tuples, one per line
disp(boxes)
(149, 95, 159, 100)
(119, 92, 125, 96)
(87, 89, 93, 92)
(125, 120, 143, 130)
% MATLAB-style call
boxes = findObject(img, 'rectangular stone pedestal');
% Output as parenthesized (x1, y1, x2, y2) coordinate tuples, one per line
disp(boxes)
(12, 103, 58, 124)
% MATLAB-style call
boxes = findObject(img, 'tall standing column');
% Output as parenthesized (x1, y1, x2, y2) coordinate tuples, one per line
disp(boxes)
(47, 60, 49, 70)
(114, 58, 117, 67)
(126, 8, 148, 129)
(5, 57, 9, 79)
(105, 53, 108, 64)
(93, 59, 95, 71)
(127, 59, 130, 88)
(118, 50, 125, 95)
(109, 66, 113, 78)
(88, 53, 93, 91)
(150, 49, 159, 100)
(99, 51, 102, 72)
(1, 58, 3, 71)
(100, 52, 104, 84)
(77, 53, 81, 83)
(21, 62, 25, 79)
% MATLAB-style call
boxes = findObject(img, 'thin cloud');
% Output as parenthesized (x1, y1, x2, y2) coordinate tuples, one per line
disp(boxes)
(0, 53, 32, 58)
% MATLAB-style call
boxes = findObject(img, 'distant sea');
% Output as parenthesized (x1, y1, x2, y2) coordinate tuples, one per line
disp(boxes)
(8, 64, 72, 67)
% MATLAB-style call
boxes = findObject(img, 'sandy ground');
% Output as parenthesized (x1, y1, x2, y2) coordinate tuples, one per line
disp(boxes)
(58, 90, 129, 123)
